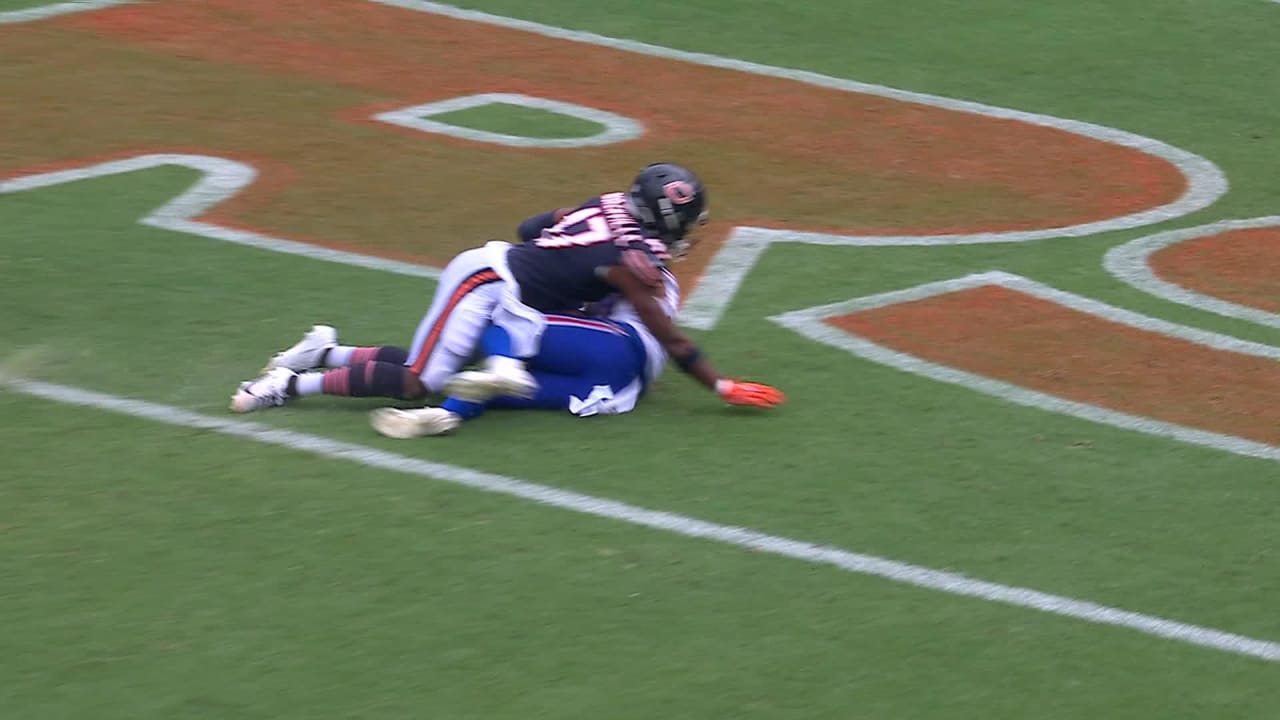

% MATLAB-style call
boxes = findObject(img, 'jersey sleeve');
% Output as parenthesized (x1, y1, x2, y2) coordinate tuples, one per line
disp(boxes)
(516, 210, 560, 243)
(603, 270, 681, 324)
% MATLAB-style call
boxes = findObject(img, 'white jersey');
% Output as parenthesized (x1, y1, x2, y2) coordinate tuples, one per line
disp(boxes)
(603, 269, 680, 386)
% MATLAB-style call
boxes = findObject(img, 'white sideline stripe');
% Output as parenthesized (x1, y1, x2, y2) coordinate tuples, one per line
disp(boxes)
(0, 0, 130, 23)
(0, 154, 442, 281)
(1104, 217, 1280, 330)
(375, 93, 644, 148)
(771, 271, 1280, 463)
(3, 376, 1278, 663)
(369, 1, 1229, 329)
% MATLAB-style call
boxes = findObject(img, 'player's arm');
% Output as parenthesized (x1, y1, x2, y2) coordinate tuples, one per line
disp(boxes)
(600, 265, 785, 408)
(516, 207, 573, 243)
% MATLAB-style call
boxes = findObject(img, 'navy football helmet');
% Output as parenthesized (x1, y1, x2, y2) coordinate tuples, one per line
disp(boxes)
(627, 162, 709, 259)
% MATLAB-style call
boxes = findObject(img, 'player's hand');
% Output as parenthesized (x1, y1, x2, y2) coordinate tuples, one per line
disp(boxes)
(716, 379, 785, 408)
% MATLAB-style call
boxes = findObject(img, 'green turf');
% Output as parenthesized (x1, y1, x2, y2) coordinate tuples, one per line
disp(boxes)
(4, 392, 1277, 719)
(4, 0, 1280, 716)
(4, 162, 1280, 640)
(429, 102, 609, 139)
(0, 0, 69, 12)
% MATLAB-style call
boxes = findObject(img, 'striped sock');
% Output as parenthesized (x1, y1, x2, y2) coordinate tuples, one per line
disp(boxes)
(294, 370, 326, 397)
(324, 345, 409, 368)
(295, 362, 415, 399)
(290, 368, 357, 397)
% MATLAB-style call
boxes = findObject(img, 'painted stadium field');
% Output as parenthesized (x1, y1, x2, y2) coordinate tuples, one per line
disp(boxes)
(3, 0, 1279, 717)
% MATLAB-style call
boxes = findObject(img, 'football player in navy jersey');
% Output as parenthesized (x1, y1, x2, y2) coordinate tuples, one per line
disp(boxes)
(230, 162, 784, 434)
(224, 269, 682, 435)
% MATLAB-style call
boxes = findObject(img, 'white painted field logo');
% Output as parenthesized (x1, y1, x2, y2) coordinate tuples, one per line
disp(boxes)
(4, 0, 1280, 666)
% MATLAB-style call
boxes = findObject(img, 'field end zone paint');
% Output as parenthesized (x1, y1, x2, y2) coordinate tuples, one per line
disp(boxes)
(1106, 217, 1280, 328)
(772, 272, 1280, 462)
(2, 0, 1276, 667)
(24, 0, 1226, 330)
(2, 375, 1278, 663)
(5, 153, 1276, 462)
(366, 0, 1228, 330)
(0, 154, 443, 280)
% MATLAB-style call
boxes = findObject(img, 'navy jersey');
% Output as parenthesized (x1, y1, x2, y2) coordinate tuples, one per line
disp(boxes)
(515, 210, 559, 243)
(506, 192, 669, 313)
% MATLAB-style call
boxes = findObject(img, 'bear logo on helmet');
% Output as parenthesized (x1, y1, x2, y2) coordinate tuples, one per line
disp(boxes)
(663, 180, 697, 205)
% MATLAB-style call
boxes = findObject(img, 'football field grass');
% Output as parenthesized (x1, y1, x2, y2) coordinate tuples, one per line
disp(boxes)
(3, 0, 1279, 717)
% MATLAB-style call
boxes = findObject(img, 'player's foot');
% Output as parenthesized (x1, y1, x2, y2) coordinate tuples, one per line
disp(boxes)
(262, 324, 337, 373)
(230, 367, 296, 413)
(444, 356, 537, 402)
(369, 406, 462, 438)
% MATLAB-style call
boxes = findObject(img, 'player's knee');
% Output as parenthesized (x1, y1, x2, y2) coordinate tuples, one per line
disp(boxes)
(402, 373, 427, 400)
(420, 365, 453, 395)
(349, 361, 424, 400)
(377, 346, 409, 365)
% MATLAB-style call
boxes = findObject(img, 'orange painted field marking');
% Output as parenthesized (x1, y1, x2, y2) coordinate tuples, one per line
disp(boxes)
(66, 0, 1187, 228)
(773, 272, 1280, 461)
(1151, 227, 1280, 312)
(1106, 218, 1280, 330)
(0, 0, 1226, 327)
(0, 154, 444, 280)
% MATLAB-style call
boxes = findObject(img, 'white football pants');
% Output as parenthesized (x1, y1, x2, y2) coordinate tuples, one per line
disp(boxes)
(404, 242, 546, 392)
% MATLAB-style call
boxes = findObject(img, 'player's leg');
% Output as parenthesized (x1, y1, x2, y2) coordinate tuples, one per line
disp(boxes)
(402, 247, 508, 394)
(262, 324, 409, 372)
(443, 317, 644, 415)
(370, 318, 636, 438)
(441, 317, 591, 413)
(485, 318, 646, 416)
(232, 319, 419, 412)
(320, 344, 409, 368)
(283, 346, 417, 401)
(370, 315, 518, 437)
(230, 358, 426, 413)
(234, 248, 497, 414)
(368, 250, 518, 437)
(441, 260, 546, 402)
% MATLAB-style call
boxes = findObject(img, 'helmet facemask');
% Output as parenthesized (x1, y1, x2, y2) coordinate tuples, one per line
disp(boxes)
(666, 207, 709, 261)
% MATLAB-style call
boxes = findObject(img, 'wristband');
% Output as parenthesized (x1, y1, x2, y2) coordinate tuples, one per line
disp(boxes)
(674, 347, 702, 372)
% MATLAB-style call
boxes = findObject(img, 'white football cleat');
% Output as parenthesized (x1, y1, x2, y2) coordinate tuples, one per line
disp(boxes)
(230, 367, 296, 413)
(444, 356, 537, 402)
(262, 324, 337, 373)
(369, 406, 462, 439)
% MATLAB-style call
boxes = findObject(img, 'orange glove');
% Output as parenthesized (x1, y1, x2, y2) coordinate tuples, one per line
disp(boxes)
(716, 379, 786, 408)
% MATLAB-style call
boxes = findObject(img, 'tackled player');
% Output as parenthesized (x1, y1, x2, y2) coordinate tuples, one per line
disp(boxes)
(229, 162, 785, 436)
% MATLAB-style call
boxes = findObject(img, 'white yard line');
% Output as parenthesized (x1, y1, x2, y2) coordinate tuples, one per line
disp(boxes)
(369, 0, 1229, 329)
(771, 271, 1280, 463)
(2, 375, 1278, 663)
(0, 0, 130, 23)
